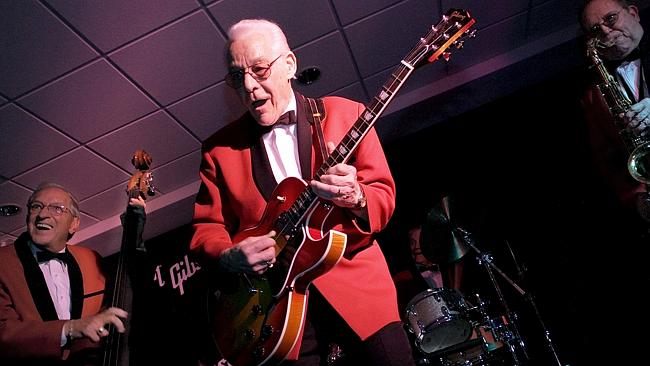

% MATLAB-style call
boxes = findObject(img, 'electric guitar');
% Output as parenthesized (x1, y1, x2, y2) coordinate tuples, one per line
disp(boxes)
(213, 9, 476, 366)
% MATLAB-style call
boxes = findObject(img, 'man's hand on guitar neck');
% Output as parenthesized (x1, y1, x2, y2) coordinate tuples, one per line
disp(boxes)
(310, 143, 368, 221)
(219, 230, 277, 274)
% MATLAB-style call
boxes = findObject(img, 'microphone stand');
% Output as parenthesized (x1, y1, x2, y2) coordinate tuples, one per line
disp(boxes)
(455, 228, 562, 366)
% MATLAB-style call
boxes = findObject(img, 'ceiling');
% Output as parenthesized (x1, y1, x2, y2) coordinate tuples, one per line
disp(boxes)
(2, 0, 645, 255)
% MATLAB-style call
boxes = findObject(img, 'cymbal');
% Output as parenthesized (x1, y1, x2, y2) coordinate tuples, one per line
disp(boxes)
(419, 196, 470, 264)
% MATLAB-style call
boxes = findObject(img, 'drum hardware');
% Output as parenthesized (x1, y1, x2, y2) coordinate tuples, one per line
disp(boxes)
(504, 240, 526, 281)
(432, 294, 511, 366)
(472, 294, 511, 351)
(326, 343, 345, 365)
(472, 250, 527, 365)
(455, 228, 563, 366)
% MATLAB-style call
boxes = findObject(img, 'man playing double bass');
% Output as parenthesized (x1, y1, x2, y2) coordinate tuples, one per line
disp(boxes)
(0, 182, 145, 365)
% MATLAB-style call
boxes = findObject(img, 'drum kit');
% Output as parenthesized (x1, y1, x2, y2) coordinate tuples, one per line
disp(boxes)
(405, 286, 518, 365)
(404, 196, 563, 366)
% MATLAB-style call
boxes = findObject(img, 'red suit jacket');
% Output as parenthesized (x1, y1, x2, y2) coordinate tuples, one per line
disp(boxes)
(0, 233, 105, 365)
(191, 93, 400, 344)
(582, 79, 646, 209)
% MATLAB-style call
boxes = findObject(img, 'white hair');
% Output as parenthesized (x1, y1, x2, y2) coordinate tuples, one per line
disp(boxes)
(227, 18, 291, 57)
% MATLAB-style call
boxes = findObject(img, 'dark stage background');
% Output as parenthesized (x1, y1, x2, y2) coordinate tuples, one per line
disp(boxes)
(121, 62, 650, 366)
(379, 59, 650, 365)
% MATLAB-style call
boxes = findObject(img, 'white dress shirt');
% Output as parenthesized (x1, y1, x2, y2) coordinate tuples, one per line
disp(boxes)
(262, 93, 302, 183)
(30, 242, 71, 345)
(617, 59, 642, 102)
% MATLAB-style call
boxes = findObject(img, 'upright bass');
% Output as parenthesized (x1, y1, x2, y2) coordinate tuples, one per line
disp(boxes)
(102, 149, 153, 366)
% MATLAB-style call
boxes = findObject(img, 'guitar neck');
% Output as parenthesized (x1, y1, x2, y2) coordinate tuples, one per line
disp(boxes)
(281, 8, 475, 231)
(281, 63, 414, 230)
(315, 63, 414, 178)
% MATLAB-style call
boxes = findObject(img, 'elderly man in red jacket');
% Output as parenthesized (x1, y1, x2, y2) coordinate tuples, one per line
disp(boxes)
(0, 183, 129, 365)
(191, 18, 415, 366)
(580, 0, 650, 218)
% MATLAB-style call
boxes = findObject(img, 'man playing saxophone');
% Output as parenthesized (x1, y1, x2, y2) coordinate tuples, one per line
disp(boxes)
(580, 0, 650, 219)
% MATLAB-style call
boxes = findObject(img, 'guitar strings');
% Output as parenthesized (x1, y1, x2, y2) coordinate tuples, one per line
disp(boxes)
(268, 19, 461, 257)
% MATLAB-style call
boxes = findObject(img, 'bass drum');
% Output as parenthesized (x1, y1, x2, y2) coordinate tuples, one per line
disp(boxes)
(405, 288, 472, 354)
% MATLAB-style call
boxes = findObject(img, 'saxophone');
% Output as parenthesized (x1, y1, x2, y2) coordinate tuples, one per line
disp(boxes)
(587, 38, 650, 183)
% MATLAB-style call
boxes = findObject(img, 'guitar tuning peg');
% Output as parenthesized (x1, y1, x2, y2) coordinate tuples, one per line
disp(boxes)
(442, 52, 451, 61)
(455, 40, 465, 49)
(467, 29, 477, 38)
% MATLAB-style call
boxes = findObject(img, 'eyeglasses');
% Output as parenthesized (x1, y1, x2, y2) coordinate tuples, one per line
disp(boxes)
(225, 54, 284, 89)
(588, 9, 622, 37)
(28, 202, 75, 217)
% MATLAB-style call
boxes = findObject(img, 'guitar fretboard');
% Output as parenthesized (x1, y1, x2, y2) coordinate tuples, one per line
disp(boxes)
(281, 9, 475, 230)
(278, 62, 415, 231)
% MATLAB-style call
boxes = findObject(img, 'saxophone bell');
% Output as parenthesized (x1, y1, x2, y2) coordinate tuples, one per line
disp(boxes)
(629, 142, 650, 184)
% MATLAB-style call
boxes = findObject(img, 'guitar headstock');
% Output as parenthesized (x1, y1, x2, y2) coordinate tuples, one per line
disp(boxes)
(127, 149, 155, 200)
(407, 8, 476, 69)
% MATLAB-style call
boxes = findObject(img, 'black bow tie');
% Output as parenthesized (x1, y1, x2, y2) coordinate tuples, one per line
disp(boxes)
(275, 110, 296, 125)
(37, 249, 73, 264)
